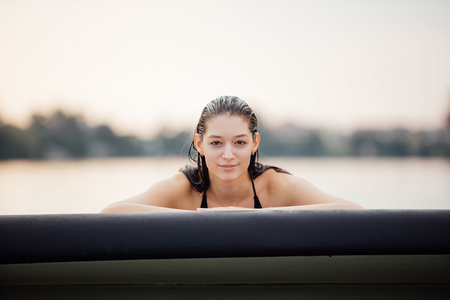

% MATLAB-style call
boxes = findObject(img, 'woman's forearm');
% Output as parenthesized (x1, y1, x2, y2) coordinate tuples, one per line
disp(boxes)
(266, 201, 364, 210)
(195, 201, 363, 212)
(101, 202, 188, 213)
(101, 200, 363, 213)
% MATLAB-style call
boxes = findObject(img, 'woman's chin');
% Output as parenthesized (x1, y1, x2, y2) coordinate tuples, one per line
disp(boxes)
(213, 170, 247, 182)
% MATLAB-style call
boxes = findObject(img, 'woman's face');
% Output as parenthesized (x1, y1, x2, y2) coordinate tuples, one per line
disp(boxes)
(195, 114, 260, 182)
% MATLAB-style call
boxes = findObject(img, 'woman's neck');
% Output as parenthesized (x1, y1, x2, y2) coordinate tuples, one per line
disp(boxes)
(207, 173, 253, 207)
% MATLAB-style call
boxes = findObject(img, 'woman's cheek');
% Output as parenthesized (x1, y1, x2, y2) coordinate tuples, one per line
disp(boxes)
(237, 147, 251, 157)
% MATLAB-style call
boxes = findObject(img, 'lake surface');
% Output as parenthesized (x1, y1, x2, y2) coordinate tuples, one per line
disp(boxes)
(0, 157, 449, 215)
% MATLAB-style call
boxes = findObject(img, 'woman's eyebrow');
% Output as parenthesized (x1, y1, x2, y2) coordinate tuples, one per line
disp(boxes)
(206, 134, 249, 139)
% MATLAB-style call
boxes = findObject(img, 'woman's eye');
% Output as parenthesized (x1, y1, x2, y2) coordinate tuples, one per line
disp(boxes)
(211, 141, 221, 146)
(236, 141, 247, 145)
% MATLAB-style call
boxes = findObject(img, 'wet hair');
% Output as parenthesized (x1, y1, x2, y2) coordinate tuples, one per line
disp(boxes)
(181, 95, 290, 193)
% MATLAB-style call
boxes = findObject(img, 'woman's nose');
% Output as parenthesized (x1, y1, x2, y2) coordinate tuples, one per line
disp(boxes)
(222, 145, 235, 160)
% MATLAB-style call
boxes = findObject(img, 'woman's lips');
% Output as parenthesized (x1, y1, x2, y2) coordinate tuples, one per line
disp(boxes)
(219, 164, 237, 171)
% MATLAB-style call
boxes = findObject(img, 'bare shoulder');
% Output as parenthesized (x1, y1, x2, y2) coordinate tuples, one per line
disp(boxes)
(124, 172, 198, 209)
(256, 169, 294, 206)
(259, 168, 307, 190)
(259, 169, 346, 207)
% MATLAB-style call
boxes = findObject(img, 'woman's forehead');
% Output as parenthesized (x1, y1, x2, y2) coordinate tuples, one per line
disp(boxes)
(204, 115, 251, 137)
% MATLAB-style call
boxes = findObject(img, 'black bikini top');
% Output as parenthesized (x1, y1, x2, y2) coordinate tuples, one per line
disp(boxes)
(200, 176, 262, 209)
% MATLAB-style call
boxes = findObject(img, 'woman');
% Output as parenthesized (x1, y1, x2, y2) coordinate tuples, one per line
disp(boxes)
(102, 96, 362, 213)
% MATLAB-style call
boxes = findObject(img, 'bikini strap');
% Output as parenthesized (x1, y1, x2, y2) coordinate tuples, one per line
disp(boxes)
(251, 176, 262, 209)
(201, 192, 208, 208)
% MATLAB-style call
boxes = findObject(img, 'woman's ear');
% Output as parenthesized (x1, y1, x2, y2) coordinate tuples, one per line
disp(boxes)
(252, 132, 260, 153)
(194, 133, 203, 155)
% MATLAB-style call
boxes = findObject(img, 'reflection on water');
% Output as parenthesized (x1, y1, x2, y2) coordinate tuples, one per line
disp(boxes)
(0, 157, 449, 215)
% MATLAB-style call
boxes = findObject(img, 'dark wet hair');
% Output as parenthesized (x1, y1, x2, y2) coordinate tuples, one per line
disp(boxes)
(181, 95, 290, 193)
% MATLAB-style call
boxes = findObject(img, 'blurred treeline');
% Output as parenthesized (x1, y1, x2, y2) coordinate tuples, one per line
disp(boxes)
(0, 109, 449, 160)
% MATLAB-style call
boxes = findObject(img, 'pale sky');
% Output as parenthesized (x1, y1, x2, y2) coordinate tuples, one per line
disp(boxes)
(1, 0, 449, 138)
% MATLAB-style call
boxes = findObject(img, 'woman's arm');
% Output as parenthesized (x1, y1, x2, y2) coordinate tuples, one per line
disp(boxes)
(264, 202, 363, 210)
(101, 202, 188, 213)
(195, 202, 362, 211)
(101, 173, 195, 213)
(267, 172, 363, 210)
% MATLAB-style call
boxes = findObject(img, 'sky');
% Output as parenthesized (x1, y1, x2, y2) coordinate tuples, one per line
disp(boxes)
(1, 0, 449, 138)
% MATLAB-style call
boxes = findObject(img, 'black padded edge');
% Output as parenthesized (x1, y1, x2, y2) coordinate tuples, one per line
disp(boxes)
(1, 210, 449, 264)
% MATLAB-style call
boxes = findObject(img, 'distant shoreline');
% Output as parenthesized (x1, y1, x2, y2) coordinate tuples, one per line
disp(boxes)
(1, 110, 449, 160)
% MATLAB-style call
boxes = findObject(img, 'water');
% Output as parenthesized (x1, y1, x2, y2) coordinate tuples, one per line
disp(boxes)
(0, 157, 449, 215)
